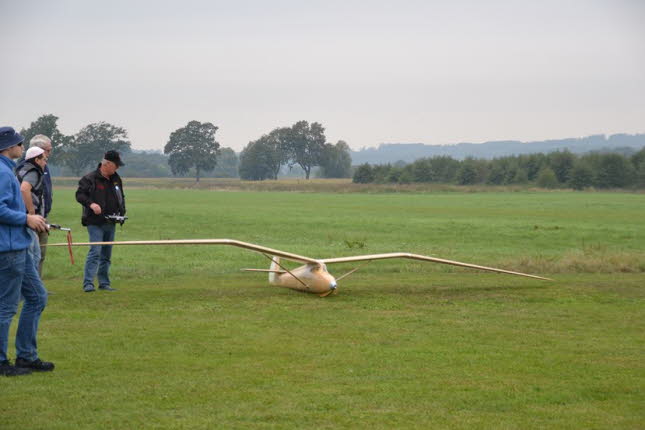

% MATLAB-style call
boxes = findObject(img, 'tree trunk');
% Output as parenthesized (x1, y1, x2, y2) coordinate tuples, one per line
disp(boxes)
(196, 166, 200, 182)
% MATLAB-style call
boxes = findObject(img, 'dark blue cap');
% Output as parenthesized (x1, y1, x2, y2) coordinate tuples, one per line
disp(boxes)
(0, 127, 24, 151)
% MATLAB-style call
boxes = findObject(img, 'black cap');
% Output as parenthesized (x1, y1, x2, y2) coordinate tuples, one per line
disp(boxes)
(104, 150, 124, 167)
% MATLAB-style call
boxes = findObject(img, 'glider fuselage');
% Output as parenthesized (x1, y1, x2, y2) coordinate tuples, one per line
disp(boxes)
(270, 261, 338, 295)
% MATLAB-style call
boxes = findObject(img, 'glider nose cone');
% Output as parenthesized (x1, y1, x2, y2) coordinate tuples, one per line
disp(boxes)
(330, 281, 337, 290)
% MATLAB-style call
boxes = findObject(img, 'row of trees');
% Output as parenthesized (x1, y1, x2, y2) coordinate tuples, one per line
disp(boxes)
(238, 121, 352, 180)
(19, 115, 130, 174)
(19, 115, 235, 180)
(19, 115, 350, 181)
(353, 149, 645, 189)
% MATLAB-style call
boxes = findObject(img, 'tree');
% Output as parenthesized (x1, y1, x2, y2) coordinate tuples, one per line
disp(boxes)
(212, 147, 239, 178)
(238, 128, 289, 180)
(64, 122, 131, 175)
(428, 156, 460, 183)
(352, 163, 374, 183)
(261, 128, 289, 179)
(164, 121, 220, 182)
(536, 167, 559, 189)
(371, 164, 392, 183)
(19, 114, 71, 165)
(631, 147, 645, 169)
(319, 140, 352, 178)
(569, 161, 594, 190)
(410, 158, 433, 182)
(548, 150, 575, 183)
(238, 141, 275, 180)
(595, 153, 635, 188)
(118, 151, 172, 177)
(635, 161, 645, 188)
(456, 159, 478, 185)
(487, 160, 508, 185)
(283, 121, 326, 179)
(632, 146, 645, 188)
(519, 153, 546, 181)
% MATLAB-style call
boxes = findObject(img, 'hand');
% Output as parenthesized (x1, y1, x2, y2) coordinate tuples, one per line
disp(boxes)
(27, 215, 48, 233)
(90, 203, 102, 215)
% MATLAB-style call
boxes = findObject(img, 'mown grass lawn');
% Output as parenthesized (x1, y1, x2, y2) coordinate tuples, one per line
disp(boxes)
(2, 186, 643, 429)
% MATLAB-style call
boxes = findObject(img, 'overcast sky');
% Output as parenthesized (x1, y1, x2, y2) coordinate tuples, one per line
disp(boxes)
(1, 0, 643, 151)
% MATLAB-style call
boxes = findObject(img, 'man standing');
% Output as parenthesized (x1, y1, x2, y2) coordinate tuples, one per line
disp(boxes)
(0, 127, 54, 376)
(75, 150, 126, 293)
(27, 135, 53, 276)
(16, 146, 48, 273)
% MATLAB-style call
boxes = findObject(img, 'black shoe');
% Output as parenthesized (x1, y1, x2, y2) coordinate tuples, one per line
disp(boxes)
(99, 285, 116, 291)
(83, 285, 95, 292)
(0, 360, 32, 376)
(15, 357, 55, 372)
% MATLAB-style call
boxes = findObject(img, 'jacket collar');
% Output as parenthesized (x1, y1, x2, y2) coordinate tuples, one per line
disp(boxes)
(94, 165, 120, 182)
(0, 154, 16, 170)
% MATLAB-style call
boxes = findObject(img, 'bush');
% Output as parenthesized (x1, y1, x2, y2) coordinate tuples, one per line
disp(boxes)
(352, 163, 375, 183)
(536, 167, 559, 189)
(569, 162, 594, 190)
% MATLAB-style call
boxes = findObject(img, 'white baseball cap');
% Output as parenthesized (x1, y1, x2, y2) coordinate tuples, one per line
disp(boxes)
(25, 146, 45, 160)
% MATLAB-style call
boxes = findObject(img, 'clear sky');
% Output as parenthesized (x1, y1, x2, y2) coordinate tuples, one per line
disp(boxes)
(1, 0, 643, 151)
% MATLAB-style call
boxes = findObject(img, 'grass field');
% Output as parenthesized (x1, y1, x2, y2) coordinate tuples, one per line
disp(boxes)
(2, 183, 644, 429)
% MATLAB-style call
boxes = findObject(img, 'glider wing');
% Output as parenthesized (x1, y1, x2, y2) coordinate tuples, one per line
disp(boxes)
(320, 252, 551, 281)
(49, 238, 319, 265)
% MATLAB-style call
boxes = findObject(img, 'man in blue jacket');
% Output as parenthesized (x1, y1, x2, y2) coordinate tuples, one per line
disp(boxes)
(0, 127, 53, 376)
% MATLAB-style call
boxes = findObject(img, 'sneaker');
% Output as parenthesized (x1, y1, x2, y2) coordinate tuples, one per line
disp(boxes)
(83, 285, 95, 292)
(99, 285, 116, 291)
(0, 360, 32, 376)
(15, 357, 55, 372)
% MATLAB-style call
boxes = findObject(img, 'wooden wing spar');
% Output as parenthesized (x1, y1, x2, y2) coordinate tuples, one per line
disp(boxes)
(49, 238, 552, 296)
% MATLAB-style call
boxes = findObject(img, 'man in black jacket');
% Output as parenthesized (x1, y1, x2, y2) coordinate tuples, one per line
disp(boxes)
(75, 150, 126, 293)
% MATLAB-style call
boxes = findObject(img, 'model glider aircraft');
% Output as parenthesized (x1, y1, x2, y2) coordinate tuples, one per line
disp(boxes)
(50, 238, 552, 297)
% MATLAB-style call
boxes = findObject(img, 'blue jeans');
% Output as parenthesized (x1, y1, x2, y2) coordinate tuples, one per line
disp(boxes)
(0, 249, 48, 362)
(83, 224, 116, 289)
(27, 229, 41, 274)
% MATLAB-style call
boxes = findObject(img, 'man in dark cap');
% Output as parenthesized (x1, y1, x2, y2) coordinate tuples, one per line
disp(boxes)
(0, 127, 54, 376)
(75, 150, 126, 293)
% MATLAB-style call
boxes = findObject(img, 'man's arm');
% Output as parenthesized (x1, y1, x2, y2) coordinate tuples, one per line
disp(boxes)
(20, 181, 36, 215)
(0, 173, 46, 232)
(120, 182, 126, 215)
(76, 174, 102, 215)
(0, 171, 28, 226)
(44, 165, 53, 216)
(75, 175, 92, 206)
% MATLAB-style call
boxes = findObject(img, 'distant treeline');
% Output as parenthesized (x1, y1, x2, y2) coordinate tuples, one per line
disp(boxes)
(17, 113, 645, 187)
(351, 134, 645, 164)
(353, 149, 645, 189)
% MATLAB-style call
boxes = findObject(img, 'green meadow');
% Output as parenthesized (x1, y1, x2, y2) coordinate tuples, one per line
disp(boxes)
(2, 183, 644, 429)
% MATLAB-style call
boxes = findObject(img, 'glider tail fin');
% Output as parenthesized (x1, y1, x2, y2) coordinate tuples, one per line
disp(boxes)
(268, 256, 280, 284)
